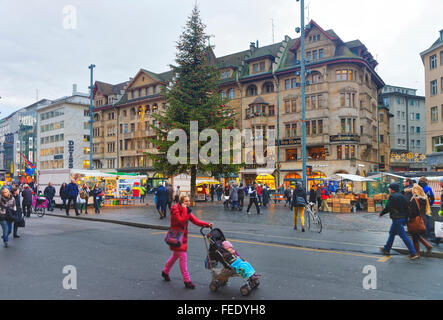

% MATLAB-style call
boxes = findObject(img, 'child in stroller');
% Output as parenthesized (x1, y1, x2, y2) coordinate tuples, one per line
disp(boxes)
(203, 227, 260, 296)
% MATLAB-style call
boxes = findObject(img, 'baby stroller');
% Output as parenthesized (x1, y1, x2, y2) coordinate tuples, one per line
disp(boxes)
(32, 195, 48, 217)
(222, 196, 231, 210)
(200, 227, 260, 296)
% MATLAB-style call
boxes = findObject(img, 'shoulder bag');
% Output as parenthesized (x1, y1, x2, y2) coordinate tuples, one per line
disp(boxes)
(407, 197, 426, 234)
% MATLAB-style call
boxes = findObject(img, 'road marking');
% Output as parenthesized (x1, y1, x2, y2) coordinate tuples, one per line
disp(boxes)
(153, 231, 387, 262)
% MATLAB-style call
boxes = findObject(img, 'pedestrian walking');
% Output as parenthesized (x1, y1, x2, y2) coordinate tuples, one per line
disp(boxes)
(379, 183, 419, 260)
(418, 177, 435, 238)
(315, 184, 322, 209)
(402, 178, 415, 202)
(43, 182, 56, 212)
(0, 188, 16, 247)
(140, 185, 146, 203)
(21, 184, 33, 218)
(80, 184, 90, 215)
(174, 186, 180, 204)
(210, 185, 215, 202)
(407, 184, 433, 257)
(165, 182, 174, 214)
(319, 184, 330, 212)
(91, 184, 103, 214)
(77, 190, 87, 214)
(65, 179, 80, 216)
(432, 178, 443, 246)
(309, 185, 316, 204)
(216, 185, 223, 203)
(156, 183, 167, 219)
(238, 183, 245, 211)
(291, 182, 307, 231)
(229, 184, 239, 210)
(246, 183, 260, 214)
(161, 195, 212, 289)
(10, 187, 23, 239)
(256, 184, 262, 206)
(60, 182, 67, 210)
(284, 186, 292, 207)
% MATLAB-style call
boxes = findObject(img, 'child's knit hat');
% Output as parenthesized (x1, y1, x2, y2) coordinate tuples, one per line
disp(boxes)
(222, 241, 233, 250)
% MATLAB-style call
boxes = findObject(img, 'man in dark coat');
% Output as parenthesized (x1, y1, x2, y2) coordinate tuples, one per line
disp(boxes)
(156, 183, 167, 219)
(379, 183, 418, 259)
(210, 185, 215, 202)
(22, 184, 33, 218)
(237, 183, 245, 211)
(59, 183, 67, 210)
(246, 183, 260, 215)
(165, 182, 174, 214)
(65, 179, 79, 216)
(44, 182, 56, 212)
(10, 187, 23, 238)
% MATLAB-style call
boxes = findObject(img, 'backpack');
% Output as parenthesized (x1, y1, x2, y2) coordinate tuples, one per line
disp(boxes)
(80, 190, 88, 199)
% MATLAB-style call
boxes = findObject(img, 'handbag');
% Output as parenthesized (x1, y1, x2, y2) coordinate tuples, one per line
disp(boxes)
(17, 218, 25, 228)
(164, 228, 185, 247)
(407, 198, 426, 234)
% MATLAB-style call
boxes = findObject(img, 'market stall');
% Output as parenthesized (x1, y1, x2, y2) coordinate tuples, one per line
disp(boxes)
(255, 174, 276, 190)
(102, 172, 147, 206)
(324, 174, 375, 213)
(196, 179, 220, 201)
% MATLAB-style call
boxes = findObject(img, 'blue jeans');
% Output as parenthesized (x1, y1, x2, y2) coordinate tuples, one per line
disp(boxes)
(384, 218, 416, 256)
(47, 198, 53, 210)
(0, 220, 9, 243)
(425, 215, 432, 238)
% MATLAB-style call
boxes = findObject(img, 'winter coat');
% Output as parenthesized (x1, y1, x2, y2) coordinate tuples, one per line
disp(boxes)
(380, 192, 409, 220)
(13, 194, 23, 223)
(60, 184, 67, 199)
(91, 188, 103, 201)
(44, 186, 56, 199)
(248, 186, 258, 199)
(229, 186, 239, 202)
(156, 186, 167, 203)
(320, 187, 330, 200)
(291, 186, 307, 207)
(408, 196, 427, 220)
(262, 188, 270, 202)
(0, 195, 16, 221)
(237, 187, 245, 200)
(65, 183, 79, 199)
(168, 204, 210, 252)
(166, 186, 174, 202)
(419, 183, 435, 206)
(284, 189, 292, 200)
(22, 188, 33, 206)
(309, 188, 316, 202)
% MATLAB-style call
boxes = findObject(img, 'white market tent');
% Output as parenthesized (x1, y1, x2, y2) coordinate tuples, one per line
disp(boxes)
(325, 173, 375, 182)
(369, 172, 405, 180)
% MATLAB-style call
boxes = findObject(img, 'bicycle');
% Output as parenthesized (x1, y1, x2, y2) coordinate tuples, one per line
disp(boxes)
(32, 197, 47, 217)
(305, 202, 322, 233)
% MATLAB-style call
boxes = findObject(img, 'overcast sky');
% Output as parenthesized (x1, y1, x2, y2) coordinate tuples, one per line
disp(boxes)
(1, 0, 442, 118)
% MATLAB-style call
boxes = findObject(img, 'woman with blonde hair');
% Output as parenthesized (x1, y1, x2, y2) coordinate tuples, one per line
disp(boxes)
(407, 184, 433, 257)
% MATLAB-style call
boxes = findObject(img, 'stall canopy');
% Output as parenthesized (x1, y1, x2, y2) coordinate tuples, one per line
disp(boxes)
(369, 172, 405, 180)
(106, 172, 147, 179)
(196, 178, 220, 186)
(326, 174, 375, 182)
(73, 170, 117, 178)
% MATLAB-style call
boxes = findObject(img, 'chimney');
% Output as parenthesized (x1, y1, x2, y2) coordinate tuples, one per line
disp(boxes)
(250, 42, 256, 51)
(440, 29, 443, 41)
(72, 84, 77, 95)
(256, 40, 259, 48)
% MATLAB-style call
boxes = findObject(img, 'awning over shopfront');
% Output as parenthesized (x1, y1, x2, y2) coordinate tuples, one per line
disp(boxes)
(326, 173, 375, 182)
(239, 168, 275, 175)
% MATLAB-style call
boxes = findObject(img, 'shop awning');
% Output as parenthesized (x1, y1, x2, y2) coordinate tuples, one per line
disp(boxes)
(369, 173, 405, 180)
(325, 174, 375, 182)
(72, 170, 117, 178)
(196, 178, 220, 186)
(240, 168, 275, 175)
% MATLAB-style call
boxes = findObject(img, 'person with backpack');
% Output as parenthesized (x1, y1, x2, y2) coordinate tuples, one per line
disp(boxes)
(78, 184, 90, 215)
(21, 184, 33, 218)
(43, 182, 56, 212)
(229, 184, 239, 211)
(379, 183, 419, 260)
(284, 186, 292, 207)
(246, 182, 260, 215)
(291, 181, 307, 231)
(418, 177, 435, 238)
(91, 184, 103, 214)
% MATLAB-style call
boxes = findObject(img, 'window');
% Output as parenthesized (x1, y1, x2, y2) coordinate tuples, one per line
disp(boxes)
(312, 74, 321, 84)
(226, 70, 231, 78)
(291, 99, 297, 113)
(431, 80, 438, 95)
(341, 119, 346, 133)
(410, 113, 414, 121)
(397, 125, 400, 132)
(268, 105, 275, 116)
(285, 100, 290, 113)
(430, 54, 437, 70)
(253, 64, 259, 73)
(380, 135, 384, 143)
(285, 79, 290, 90)
(259, 62, 265, 71)
(402, 112, 405, 119)
(263, 82, 274, 93)
(286, 149, 298, 161)
(285, 124, 291, 137)
(291, 123, 297, 137)
(417, 140, 421, 146)
(228, 89, 235, 99)
(441, 51, 443, 65)
(397, 111, 400, 118)
(291, 78, 297, 89)
(416, 113, 420, 120)
(411, 140, 415, 148)
(319, 49, 324, 59)
(380, 113, 384, 122)
(306, 121, 310, 135)
(318, 120, 323, 134)
(432, 136, 443, 152)
(312, 120, 317, 135)
(337, 145, 342, 160)
(306, 51, 311, 61)
(431, 106, 438, 122)
(246, 85, 258, 97)
(313, 50, 318, 60)
(221, 72, 225, 79)
(411, 126, 415, 134)
(221, 90, 226, 99)
(402, 125, 406, 132)
(340, 93, 355, 107)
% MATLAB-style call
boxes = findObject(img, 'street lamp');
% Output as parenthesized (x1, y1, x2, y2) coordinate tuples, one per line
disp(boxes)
(88, 64, 96, 170)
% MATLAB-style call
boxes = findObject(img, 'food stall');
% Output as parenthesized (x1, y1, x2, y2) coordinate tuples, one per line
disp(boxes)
(255, 174, 276, 190)
(196, 179, 220, 201)
(102, 172, 147, 206)
(324, 174, 375, 213)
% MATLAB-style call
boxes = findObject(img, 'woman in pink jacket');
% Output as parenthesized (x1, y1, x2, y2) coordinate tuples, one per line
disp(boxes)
(162, 195, 212, 289)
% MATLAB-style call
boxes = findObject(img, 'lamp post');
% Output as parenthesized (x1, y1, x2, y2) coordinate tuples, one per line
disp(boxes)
(88, 64, 95, 170)
(297, 0, 307, 190)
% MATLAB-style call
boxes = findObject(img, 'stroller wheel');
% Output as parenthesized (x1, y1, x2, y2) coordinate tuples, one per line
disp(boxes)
(240, 284, 250, 296)
(250, 279, 260, 289)
(209, 281, 218, 292)
(219, 280, 228, 287)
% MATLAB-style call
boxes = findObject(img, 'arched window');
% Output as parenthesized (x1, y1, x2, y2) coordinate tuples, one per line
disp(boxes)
(246, 85, 258, 97)
(145, 105, 151, 113)
(93, 113, 100, 121)
(152, 104, 158, 113)
(220, 90, 226, 99)
(130, 108, 136, 119)
(228, 88, 235, 99)
(311, 71, 322, 84)
(262, 82, 274, 94)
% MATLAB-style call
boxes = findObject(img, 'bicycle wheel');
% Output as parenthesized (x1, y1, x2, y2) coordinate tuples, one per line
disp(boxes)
(311, 212, 322, 233)
(37, 207, 45, 217)
(305, 208, 311, 231)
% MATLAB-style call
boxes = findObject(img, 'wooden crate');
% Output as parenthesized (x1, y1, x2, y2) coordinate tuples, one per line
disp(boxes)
(367, 206, 375, 213)
(340, 199, 351, 205)
(333, 207, 342, 212)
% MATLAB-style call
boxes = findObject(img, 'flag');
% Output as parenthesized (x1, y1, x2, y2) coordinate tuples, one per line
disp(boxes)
(19, 152, 36, 169)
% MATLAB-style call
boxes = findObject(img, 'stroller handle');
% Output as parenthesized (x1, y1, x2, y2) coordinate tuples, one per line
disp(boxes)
(200, 225, 212, 236)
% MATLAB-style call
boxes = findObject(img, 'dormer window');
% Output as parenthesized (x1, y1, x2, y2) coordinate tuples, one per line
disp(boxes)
(253, 62, 265, 73)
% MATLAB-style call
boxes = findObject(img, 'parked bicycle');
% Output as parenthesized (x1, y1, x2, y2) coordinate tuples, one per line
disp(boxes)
(305, 202, 322, 233)
(32, 196, 47, 217)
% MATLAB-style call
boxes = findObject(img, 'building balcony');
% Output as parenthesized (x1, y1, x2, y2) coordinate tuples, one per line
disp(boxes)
(360, 134, 373, 146)
(305, 82, 328, 94)
(359, 108, 375, 120)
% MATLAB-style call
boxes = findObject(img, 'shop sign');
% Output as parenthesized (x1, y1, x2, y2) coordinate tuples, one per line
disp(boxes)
(279, 138, 301, 146)
(329, 135, 360, 143)
(54, 154, 64, 160)
(390, 152, 426, 163)
(68, 140, 74, 169)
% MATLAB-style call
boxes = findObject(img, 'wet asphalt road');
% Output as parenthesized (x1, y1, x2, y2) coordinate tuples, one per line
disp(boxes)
(0, 216, 442, 300)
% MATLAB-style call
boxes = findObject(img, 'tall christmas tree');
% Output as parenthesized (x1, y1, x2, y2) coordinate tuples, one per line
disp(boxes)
(147, 5, 240, 204)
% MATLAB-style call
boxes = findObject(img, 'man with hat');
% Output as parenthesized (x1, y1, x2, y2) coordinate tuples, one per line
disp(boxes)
(379, 183, 419, 260)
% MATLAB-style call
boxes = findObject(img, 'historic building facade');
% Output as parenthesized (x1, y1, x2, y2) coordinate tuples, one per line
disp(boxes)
(92, 20, 390, 187)
(420, 29, 443, 171)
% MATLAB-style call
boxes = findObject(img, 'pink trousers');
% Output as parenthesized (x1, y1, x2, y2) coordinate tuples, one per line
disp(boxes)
(163, 251, 191, 282)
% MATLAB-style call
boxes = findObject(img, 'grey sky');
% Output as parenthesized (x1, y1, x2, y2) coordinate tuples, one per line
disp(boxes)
(1, 0, 442, 118)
